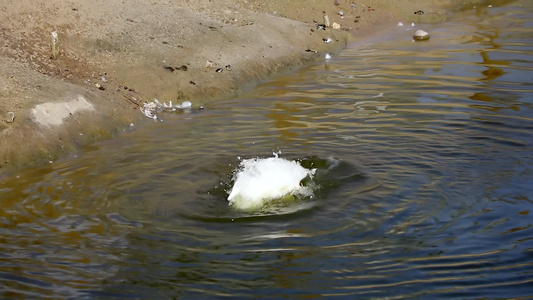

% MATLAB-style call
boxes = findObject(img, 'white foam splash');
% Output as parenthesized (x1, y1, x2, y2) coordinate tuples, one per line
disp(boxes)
(227, 157, 316, 210)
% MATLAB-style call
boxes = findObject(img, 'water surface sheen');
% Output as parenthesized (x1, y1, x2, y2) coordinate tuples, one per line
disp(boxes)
(1, 2, 533, 298)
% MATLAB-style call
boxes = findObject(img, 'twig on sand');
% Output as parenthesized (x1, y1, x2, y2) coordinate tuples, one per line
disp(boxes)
(121, 94, 141, 106)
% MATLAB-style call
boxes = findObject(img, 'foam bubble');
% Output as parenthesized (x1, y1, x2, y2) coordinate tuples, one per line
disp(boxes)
(227, 157, 315, 210)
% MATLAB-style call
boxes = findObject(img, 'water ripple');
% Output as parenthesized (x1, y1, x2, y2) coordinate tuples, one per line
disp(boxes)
(1, 1, 533, 298)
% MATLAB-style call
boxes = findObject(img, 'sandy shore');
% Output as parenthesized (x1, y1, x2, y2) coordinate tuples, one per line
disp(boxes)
(0, 0, 487, 174)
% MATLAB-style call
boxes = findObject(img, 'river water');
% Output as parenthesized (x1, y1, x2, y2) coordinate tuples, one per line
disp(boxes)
(1, 1, 532, 298)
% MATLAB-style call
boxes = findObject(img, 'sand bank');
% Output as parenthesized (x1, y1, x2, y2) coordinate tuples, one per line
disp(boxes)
(0, 0, 489, 173)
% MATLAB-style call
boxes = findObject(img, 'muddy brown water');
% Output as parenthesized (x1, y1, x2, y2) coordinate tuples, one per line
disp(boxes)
(1, 1, 532, 298)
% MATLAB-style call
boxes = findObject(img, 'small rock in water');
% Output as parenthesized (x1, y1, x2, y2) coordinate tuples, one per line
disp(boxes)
(177, 101, 192, 109)
(414, 29, 430, 41)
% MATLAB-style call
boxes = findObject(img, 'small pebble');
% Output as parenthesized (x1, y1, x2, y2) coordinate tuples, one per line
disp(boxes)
(5, 111, 15, 123)
(413, 29, 430, 41)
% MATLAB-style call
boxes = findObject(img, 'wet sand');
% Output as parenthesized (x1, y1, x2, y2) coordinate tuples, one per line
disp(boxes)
(0, 0, 488, 174)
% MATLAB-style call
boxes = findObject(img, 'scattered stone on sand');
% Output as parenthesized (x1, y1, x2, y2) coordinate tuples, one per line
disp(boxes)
(332, 22, 341, 29)
(164, 65, 188, 72)
(414, 29, 430, 41)
(323, 15, 331, 27)
(5, 111, 15, 123)
(50, 31, 59, 60)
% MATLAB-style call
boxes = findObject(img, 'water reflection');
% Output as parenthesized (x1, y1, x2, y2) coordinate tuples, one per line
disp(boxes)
(265, 99, 309, 142)
(1, 0, 533, 298)
(476, 25, 508, 82)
